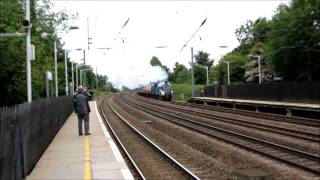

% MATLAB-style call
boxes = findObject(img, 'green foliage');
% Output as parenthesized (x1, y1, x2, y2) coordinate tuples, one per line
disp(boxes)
(0, 0, 72, 106)
(171, 83, 204, 101)
(252, 18, 271, 44)
(150, 56, 162, 66)
(149, 56, 172, 80)
(194, 64, 206, 84)
(211, 52, 249, 85)
(235, 20, 254, 53)
(176, 68, 190, 84)
(93, 90, 113, 99)
(172, 51, 213, 85)
(172, 62, 190, 84)
(193, 50, 213, 85)
(194, 51, 213, 67)
(234, 0, 320, 82)
(0, 0, 25, 105)
(264, 0, 320, 81)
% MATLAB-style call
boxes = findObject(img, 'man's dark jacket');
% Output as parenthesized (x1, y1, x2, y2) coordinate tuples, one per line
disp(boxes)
(73, 91, 91, 115)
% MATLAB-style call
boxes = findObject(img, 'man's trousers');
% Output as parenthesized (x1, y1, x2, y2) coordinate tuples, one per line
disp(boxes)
(77, 114, 89, 134)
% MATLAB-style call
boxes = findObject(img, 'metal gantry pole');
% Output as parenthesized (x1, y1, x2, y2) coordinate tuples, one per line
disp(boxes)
(76, 65, 78, 89)
(84, 71, 87, 86)
(54, 41, 58, 97)
(87, 17, 90, 50)
(191, 47, 195, 97)
(25, 0, 32, 102)
(80, 70, 82, 86)
(96, 66, 98, 97)
(64, 49, 69, 95)
(71, 61, 74, 94)
(83, 50, 86, 64)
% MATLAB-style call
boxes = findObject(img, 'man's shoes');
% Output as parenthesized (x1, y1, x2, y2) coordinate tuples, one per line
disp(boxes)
(85, 132, 91, 136)
(79, 132, 83, 136)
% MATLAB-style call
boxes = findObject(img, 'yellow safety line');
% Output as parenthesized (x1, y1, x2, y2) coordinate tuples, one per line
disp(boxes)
(84, 136, 92, 180)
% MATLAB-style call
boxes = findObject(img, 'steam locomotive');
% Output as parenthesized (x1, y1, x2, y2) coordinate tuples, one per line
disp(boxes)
(137, 81, 173, 101)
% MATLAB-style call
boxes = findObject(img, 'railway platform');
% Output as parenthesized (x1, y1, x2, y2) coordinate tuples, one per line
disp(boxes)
(188, 97, 320, 118)
(26, 101, 133, 180)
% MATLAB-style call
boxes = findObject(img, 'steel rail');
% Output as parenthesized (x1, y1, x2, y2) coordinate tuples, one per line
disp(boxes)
(99, 97, 146, 180)
(173, 100, 320, 127)
(132, 94, 320, 142)
(121, 94, 320, 175)
(104, 96, 201, 180)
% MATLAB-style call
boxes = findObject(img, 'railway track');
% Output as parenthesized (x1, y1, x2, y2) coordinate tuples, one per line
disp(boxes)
(132, 94, 320, 143)
(174, 100, 320, 127)
(121, 94, 320, 175)
(99, 96, 200, 180)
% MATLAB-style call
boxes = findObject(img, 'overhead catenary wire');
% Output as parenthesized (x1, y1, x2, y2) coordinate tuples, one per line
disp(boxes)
(106, 17, 130, 52)
(180, 17, 207, 52)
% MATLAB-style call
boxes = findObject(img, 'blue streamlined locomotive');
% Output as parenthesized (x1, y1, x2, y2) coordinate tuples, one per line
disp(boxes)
(137, 81, 173, 101)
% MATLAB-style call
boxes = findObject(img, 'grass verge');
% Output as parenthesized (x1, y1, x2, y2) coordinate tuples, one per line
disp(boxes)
(172, 83, 204, 101)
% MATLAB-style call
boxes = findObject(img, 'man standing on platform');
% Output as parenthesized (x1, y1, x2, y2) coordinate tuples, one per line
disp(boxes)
(73, 86, 92, 136)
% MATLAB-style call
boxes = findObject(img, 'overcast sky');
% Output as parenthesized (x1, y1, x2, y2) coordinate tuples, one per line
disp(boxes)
(52, 0, 290, 89)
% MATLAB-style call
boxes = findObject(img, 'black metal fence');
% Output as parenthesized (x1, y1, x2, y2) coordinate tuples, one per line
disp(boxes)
(0, 96, 73, 180)
(204, 81, 320, 104)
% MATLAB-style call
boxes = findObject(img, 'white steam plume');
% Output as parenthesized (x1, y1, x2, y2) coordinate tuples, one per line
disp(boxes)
(108, 65, 168, 90)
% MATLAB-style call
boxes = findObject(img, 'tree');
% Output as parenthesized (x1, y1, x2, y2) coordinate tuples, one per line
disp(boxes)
(264, 0, 320, 81)
(176, 68, 190, 84)
(235, 20, 254, 54)
(149, 56, 172, 81)
(212, 52, 249, 85)
(150, 56, 162, 66)
(172, 62, 190, 83)
(0, 0, 26, 105)
(234, 18, 272, 55)
(194, 64, 206, 84)
(192, 51, 213, 85)
(234, 0, 320, 82)
(0, 0, 71, 106)
(194, 51, 214, 67)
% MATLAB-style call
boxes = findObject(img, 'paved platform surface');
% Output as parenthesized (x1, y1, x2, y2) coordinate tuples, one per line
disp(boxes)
(191, 97, 320, 110)
(27, 101, 133, 180)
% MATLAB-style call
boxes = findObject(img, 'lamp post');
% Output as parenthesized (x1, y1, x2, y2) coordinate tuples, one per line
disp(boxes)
(80, 69, 90, 86)
(76, 65, 79, 89)
(54, 26, 79, 97)
(217, 45, 229, 85)
(54, 41, 58, 97)
(96, 66, 98, 97)
(71, 60, 74, 94)
(25, 0, 32, 102)
(80, 70, 83, 86)
(68, 48, 82, 94)
(248, 54, 262, 84)
(64, 49, 69, 95)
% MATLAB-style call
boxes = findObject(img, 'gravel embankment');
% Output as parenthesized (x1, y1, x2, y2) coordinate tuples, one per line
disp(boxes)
(111, 95, 318, 180)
